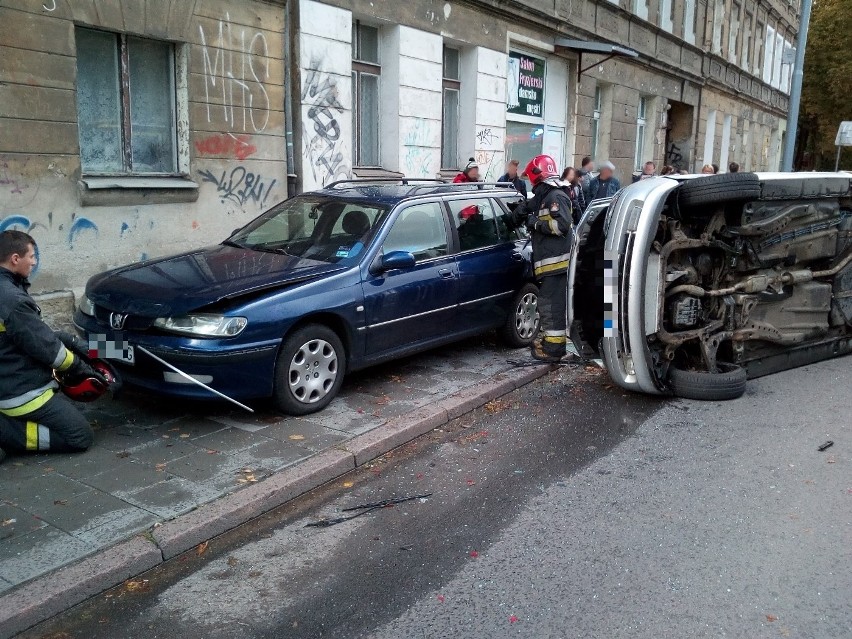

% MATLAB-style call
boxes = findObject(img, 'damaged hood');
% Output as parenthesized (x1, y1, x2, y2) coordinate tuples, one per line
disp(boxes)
(86, 244, 346, 317)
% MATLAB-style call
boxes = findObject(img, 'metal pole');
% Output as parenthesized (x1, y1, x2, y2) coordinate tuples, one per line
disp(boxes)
(836, 145, 842, 172)
(781, 0, 813, 171)
(136, 345, 255, 413)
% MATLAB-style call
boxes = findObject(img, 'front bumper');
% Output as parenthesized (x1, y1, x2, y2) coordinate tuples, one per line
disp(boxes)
(74, 310, 280, 401)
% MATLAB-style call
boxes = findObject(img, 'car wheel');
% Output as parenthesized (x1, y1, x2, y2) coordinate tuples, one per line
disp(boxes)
(500, 283, 540, 347)
(274, 325, 345, 415)
(668, 362, 747, 401)
(677, 172, 761, 209)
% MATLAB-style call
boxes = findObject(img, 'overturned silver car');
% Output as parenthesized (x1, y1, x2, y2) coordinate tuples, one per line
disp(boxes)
(569, 172, 852, 400)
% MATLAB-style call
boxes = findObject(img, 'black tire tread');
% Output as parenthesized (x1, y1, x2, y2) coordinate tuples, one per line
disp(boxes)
(668, 363, 747, 401)
(678, 172, 761, 209)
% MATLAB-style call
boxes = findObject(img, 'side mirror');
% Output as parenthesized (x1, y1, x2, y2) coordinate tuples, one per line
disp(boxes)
(378, 250, 416, 272)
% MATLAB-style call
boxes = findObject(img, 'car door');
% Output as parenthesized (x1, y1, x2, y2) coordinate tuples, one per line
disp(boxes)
(447, 197, 524, 331)
(362, 200, 459, 354)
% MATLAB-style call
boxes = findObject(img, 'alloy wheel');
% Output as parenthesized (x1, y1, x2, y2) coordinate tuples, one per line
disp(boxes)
(515, 292, 539, 339)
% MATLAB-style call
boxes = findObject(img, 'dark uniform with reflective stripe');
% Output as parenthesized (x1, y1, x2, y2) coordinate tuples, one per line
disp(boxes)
(521, 182, 573, 359)
(0, 267, 93, 453)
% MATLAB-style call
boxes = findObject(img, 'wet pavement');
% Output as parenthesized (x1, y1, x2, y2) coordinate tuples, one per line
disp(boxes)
(0, 336, 531, 595)
(18, 357, 851, 639)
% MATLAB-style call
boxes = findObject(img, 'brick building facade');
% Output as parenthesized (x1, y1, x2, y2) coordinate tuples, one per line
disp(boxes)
(0, 0, 799, 318)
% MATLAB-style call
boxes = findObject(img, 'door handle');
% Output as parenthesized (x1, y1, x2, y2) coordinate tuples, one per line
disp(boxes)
(438, 268, 455, 280)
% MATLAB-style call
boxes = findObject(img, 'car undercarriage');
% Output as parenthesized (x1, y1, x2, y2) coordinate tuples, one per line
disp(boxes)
(652, 175, 852, 397)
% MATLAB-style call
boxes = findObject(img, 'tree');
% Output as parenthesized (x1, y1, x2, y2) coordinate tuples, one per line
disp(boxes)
(798, 0, 852, 169)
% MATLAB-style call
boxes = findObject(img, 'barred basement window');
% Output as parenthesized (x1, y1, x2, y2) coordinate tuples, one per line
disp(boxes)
(75, 27, 177, 175)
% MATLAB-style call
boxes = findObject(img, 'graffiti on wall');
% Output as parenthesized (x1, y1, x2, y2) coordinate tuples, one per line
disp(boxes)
(302, 61, 351, 187)
(199, 13, 270, 132)
(198, 166, 277, 209)
(666, 142, 683, 167)
(194, 133, 258, 161)
(403, 119, 434, 177)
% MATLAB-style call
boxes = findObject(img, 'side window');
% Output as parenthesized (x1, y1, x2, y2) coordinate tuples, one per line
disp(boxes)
(383, 202, 448, 262)
(447, 198, 501, 251)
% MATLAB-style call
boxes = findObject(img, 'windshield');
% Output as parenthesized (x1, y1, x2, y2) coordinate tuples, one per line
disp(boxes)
(229, 196, 390, 264)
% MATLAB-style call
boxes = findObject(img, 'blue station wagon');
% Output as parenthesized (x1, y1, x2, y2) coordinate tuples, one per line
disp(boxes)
(74, 180, 539, 414)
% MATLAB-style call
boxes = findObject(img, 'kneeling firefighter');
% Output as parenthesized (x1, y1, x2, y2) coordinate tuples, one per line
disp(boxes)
(0, 230, 119, 463)
(510, 155, 574, 362)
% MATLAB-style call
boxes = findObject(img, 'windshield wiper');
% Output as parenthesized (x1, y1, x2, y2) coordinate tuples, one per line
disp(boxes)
(222, 238, 249, 249)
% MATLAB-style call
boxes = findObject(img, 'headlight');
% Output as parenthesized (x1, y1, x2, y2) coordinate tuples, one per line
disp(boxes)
(78, 294, 96, 316)
(153, 314, 248, 337)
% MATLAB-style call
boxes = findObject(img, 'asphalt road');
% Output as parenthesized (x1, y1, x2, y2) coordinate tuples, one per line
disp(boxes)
(21, 358, 851, 639)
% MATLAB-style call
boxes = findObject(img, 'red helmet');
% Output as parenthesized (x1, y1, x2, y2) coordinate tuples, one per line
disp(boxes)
(58, 359, 121, 402)
(522, 155, 559, 186)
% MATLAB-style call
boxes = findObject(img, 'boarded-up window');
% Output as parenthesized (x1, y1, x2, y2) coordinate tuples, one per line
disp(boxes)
(76, 28, 177, 174)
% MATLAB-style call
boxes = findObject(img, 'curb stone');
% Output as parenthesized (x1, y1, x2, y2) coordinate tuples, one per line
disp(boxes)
(0, 536, 161, 638)
(0, 361, 554, 637)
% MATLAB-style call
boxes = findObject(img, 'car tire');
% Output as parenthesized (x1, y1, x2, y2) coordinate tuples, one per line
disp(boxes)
(668, 362, 747, 401)
(677, 172, 761, 209)
(273, 324, 346, 415)
(500, 283, 540, 348)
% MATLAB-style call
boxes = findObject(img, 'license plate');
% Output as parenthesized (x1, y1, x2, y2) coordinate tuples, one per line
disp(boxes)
(88, 333, 135, 365)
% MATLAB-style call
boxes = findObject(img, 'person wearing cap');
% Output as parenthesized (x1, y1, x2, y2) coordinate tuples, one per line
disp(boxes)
(498, 159, 527, 196)
(453, 157, 480, 183)
(584, 161, 621, 206)
(510, 155, 573, 362)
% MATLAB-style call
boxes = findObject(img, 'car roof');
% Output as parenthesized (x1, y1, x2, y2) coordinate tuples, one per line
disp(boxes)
(306, 180, 521, 206)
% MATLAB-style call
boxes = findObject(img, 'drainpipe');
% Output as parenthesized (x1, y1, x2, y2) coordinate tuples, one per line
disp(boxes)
(283, 0, 300, 196)
(781, 0, 812, 172)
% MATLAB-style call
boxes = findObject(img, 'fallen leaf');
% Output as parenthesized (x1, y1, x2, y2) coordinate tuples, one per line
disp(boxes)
(1, 519, 16, 526)
(227, 556, 238, 567)
(342, 481, 354, 488)
(356, 408, 365, 414)
(374, 395, 391, 406)
(466, 479, 476, 486)
(116, 451, 130, 458)
(765, 614, 778, 622)
(248, 570, 263, 578)
(179, 434, 190, 439)
(436, 594, 445, 603)
(53, 500, 68, 506)
(196, 541, 209, 556)
(161, 434, 170, 439)
(509, 615, 519, 623)
(469, 550, 479, 558)
(288, 435, 305, 441)
(43, 466, 55, 473)
(827, 457, 836, 464)
(155, 463, 167, 472)
(206, 449, 218, 455)
(484, 399, 512, 414)
(123, 579, 149, 592)
(416, 473, 424, 480)
(170, 427, 180, 432)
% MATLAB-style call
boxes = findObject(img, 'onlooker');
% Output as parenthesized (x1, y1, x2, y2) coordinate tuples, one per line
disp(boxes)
(729, 162, 740, 173)
(701, 164, 715, 174)
(559, 167, 586, 224)
(660, 165, 675, 176)
(453, 157, 480, 183)
(584, 161, 621, 206)
(678, 169, 689, 175)
(578, 156, 595, 194)
(499, 159, 527, 196)
(712, 164, 719, 174)
(633, 161, 656, 182)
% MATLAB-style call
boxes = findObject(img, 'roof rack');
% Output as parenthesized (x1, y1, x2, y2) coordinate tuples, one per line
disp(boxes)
(324, 177, 446, 189)
(405, 181, 521, 195)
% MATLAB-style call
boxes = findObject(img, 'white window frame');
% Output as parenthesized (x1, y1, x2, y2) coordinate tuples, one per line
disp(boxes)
(634, 97, 648, 172)
(683, 0, 696, 45)
(441, 46, 461, 170)
(591, 85, 602, 161)
(703, 109, 717, 167)
(728, 4, 741, 64)
(632, 0, 649, 21)
(660, 0, 674, 33)
(742, 13, 753, 71)
(712, 0, 724, 55)
(352, 21, 381, 168)
(720, 114, 733, 171)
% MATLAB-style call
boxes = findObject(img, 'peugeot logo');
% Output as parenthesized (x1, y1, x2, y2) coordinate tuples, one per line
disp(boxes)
(109, 312, 127, 330)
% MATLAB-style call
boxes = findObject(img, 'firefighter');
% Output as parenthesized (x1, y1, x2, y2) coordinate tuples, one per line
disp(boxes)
(0, 230, 102, 462)
(512, 155, 573, 362)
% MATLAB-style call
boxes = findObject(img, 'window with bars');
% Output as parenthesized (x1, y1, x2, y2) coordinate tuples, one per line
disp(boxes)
(591, 86, 602, 160)
(441, 46, 460, 170)
(352, 21, 381, 167)
(634, 97, 647, 172)
(75, 27, 177, 174)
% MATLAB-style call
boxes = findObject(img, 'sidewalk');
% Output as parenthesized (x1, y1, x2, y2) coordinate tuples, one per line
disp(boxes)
(0, 337, 552, 617)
